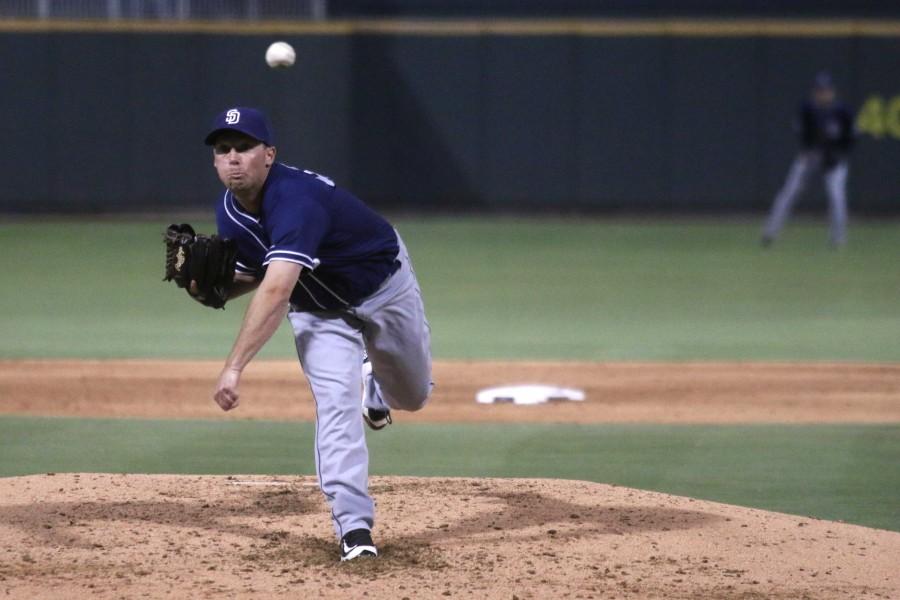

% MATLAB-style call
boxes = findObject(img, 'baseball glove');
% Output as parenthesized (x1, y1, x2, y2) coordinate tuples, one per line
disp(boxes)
(163, 223, 237, 309)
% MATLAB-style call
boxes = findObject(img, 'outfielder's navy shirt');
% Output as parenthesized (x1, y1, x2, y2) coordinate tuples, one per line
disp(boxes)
(216, 163, 399, 312)
(796, 100, 855, 154)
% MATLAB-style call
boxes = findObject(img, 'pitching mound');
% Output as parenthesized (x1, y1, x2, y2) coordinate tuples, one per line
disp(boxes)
(1, 475, 897, 599)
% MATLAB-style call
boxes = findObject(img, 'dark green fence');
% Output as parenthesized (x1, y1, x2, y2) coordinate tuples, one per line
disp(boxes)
(2, 20, 898, 213)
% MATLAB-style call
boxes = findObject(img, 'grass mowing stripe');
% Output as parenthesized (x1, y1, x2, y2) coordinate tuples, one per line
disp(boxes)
(0, 416, 314, 476)
(2, 416, 897, 532)
(1, 218, 898, 360)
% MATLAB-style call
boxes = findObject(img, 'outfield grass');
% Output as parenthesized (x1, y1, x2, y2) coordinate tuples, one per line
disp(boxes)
(1, 416, 897, 532)
(1, 217, 896, 534)
(1, 217, 898, 360)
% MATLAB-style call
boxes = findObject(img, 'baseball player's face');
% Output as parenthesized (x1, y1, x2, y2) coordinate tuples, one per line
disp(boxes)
(813, 87, 836, 107)
(212, 132, 276, 198)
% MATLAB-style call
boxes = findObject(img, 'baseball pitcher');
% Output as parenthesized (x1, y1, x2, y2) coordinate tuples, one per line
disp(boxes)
(164, 107, 433, 561)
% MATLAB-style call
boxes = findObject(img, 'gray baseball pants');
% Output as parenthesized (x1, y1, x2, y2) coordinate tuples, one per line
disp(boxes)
(287, 233, 433, 539)
(763, 151, 849, 246)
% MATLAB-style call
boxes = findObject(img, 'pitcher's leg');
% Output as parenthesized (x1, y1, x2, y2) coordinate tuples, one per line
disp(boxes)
(825, 162, 849, 247)
(362, 290, 432, 412)
(358, 236, 433, 413)
(763, 154, 813, 242)
(288, 311, 372, 539)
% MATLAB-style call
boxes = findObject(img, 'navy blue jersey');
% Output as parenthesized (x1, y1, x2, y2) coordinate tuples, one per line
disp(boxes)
(216, 163, 399, 311)
(796, 101, 855, 155)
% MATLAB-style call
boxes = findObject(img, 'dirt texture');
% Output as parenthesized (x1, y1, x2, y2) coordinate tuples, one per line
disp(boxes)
(1, 474, 898, 600)
(1, 359, 899, 599)
(2, 359, 899, 423)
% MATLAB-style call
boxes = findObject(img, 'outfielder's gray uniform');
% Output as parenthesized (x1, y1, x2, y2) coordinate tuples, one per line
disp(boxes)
(763, 150, 849, 246)
(288, 235, 432, 537)
(762, 74, 855, 247)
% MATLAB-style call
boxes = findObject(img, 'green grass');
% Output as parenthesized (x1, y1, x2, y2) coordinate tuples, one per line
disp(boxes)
(1, 217, 896, 534)
(2, 416, 897, 532)
(1, 217, 898, 360)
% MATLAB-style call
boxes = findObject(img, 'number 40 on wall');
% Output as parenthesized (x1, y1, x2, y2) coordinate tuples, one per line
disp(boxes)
(856, 95, 900, 139)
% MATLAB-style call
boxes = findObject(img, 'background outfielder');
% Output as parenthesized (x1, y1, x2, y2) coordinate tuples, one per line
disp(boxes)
(762, 71, 856, 248)
(180, 106, 434, 561)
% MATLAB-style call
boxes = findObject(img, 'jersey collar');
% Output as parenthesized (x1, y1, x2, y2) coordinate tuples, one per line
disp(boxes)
(227, 190, 261, 223)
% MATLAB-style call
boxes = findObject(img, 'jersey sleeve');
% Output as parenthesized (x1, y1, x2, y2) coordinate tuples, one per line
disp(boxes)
(263, 185, 330, 270)
(234, 252, 261, 277)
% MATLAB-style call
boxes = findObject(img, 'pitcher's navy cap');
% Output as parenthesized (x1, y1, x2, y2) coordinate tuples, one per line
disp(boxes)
(204, 107, 274, 146)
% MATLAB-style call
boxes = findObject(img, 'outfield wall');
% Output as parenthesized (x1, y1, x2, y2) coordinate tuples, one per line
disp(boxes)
(329, 0, 900, 18)
(2, 20, 899, 213)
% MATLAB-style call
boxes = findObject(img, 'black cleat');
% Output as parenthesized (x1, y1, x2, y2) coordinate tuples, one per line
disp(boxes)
(363, 407, 392, 431)
(340, 528, 378, 561)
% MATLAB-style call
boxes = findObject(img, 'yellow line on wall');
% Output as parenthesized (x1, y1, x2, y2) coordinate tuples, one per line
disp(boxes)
(1, 17, 900, 37)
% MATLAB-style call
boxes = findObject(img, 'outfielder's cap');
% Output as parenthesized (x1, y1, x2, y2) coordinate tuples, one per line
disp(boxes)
(204, 107, 274, 146)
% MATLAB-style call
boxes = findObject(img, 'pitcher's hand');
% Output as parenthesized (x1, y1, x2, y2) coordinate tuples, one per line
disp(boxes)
(214, 366, 242, 411)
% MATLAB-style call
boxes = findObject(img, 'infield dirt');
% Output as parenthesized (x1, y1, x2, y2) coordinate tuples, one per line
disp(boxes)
(1, 360, 899, 599)
(2, 359, 899, 423)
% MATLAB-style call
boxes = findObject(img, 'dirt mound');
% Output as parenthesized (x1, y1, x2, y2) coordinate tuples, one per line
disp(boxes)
(1, 474, 897, 599)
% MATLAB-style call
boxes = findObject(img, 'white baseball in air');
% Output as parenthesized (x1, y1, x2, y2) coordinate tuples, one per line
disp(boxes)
(265, 41, 296, 68)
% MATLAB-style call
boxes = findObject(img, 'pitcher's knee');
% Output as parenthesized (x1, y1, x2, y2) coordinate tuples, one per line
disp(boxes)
(385, 378, 432, 412)
(407, 382, 432, 412)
